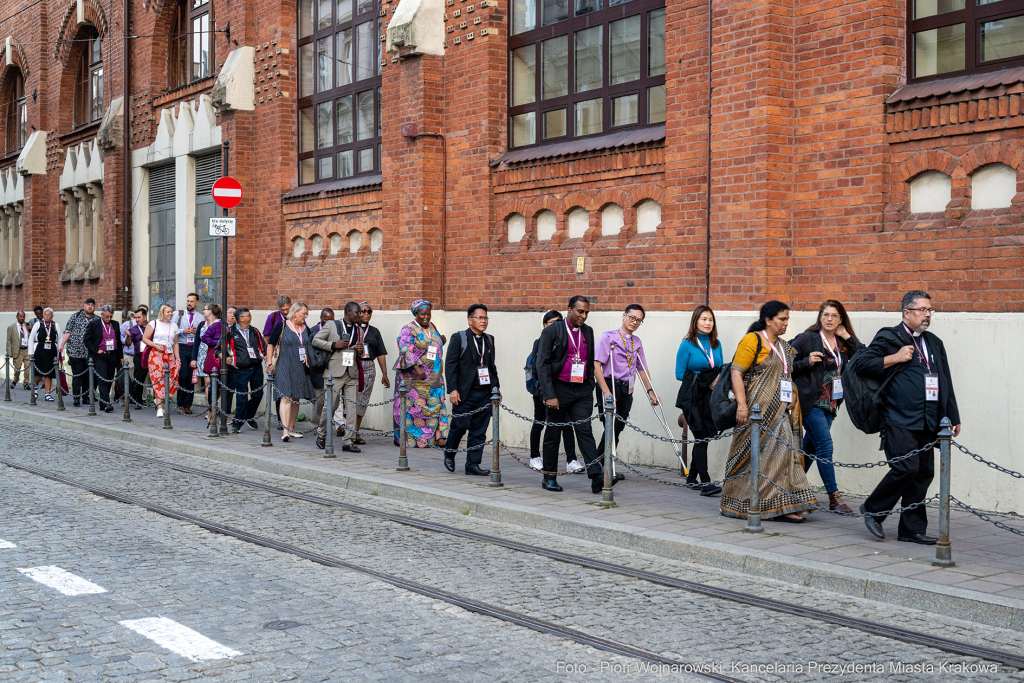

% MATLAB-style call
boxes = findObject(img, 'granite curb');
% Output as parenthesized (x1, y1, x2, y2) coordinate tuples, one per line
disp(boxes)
(4, 403, 1023, 632)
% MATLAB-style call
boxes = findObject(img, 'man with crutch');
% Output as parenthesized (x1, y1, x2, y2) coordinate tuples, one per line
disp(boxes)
(594, 304, 660, 495)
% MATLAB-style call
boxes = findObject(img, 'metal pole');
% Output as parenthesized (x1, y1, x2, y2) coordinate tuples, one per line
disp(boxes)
(602, 394, 616, 508)
(122, 359, 131, 422)
(209, 369, 220, 437)
(324, 374, 336, 458)
(28, 358, 37, 405)
(397, 378, 409, 471)
(4, 353, 10, 401)
(219, 367, 229, 436)
(220, 140, 230, 436)
(489, 386, 502, 487)
(744, 404, 763, 532)
(55, 363, 65, 411)
(262, 371, 274, 447)
(87, 357, 96, 415)
(934, 417, 955, 567)
(162, 362, 172, 429)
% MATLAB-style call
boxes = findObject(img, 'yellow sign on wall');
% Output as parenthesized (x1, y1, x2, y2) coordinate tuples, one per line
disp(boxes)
(201, 267, 212, 276)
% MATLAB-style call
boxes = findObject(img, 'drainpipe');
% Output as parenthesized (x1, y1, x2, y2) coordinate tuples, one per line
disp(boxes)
(704, 0, 713, 306)
(121, 0, 131, 317)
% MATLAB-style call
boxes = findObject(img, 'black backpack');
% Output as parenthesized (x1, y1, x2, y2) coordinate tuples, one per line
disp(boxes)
(305, 321, 336, 373)
(709, 334, 761, 432)
(843, 338, 904, 435)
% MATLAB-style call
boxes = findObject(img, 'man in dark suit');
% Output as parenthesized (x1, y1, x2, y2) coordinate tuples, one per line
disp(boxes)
(83, 304, 124, 413)
(444, 304, 500, 476)
(857, 290, 960, 545)
(535, 295, 601, 493)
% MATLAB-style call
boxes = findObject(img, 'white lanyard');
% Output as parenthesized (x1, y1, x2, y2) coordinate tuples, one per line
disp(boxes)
(102, 321, 112, 336)
(760, 332, 788, 375)
(566, 322, 583, 362)
(287, 321, 304, 342)
(819, 331, 841, 371)
(472, 334, 488, 367)
(241, 327, 250, 347)
(695, 337, 715, 368)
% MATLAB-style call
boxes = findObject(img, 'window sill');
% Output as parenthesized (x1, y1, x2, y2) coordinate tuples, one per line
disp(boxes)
(282, 174, 383, 202)
(154, 76, 218, 109)
(490, 124, 665, 167)
(887, 67, 1024, 110)
(60, 121, 101, 144)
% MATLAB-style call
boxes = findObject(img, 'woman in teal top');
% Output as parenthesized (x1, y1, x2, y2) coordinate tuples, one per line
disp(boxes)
(675, 306, 724, 495)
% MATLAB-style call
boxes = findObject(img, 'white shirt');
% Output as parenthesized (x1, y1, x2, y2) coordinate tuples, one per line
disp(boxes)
(172, 310, 200, 344)
(150, 321, 181, 349)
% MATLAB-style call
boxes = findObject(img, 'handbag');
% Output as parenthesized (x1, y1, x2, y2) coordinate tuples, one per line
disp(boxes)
(709, 334, 762, 432)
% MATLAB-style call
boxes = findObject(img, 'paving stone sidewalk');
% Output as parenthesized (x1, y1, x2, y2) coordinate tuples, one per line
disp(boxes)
(4, 389, 1024, 620)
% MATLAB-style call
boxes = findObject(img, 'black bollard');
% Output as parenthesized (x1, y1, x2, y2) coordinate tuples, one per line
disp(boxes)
(162, 363, 173, 429)
(87, 357, 96, 415)
(122, 359, 132, 422)
(262, 371, 274, 447)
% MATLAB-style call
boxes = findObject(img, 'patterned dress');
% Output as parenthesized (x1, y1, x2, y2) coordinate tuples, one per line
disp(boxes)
(147, 321, 181, 402)
(392, 321, 450, 448)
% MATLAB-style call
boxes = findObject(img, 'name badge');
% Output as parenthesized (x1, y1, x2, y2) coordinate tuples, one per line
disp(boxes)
(363, 347, 370, 359)
(298, 346, 307, 362)
(44, 342, 53, 350)
(925, 373, 939, 402)
(247, 347, 257, 359)
(780, 379, 794, 403)
(186, 335, 195, 344)
(426, 345, 438, 361)
(105, 340, 115, 350)
(832, 376, 844, 400)
(342, 350, 356, 367)
(477, 367, 491, 385)
(570, 362, 585, 383)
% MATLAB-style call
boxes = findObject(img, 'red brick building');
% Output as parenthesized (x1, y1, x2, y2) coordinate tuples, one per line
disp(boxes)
(0, 0, 1022, 316)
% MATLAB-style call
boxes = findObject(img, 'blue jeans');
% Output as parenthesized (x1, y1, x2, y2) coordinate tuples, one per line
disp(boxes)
(802, 407, 838, 494)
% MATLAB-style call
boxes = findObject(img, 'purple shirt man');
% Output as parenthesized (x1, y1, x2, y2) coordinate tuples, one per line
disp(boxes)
(595, 329, 648, 389)
(556, 322, 588, 384)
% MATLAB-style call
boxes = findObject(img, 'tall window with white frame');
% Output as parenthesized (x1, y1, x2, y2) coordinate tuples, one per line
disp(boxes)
(4, 70, 27, 154)
(74, 31, 104, 127)
(508, 0, 666, 148)
(909, 0, 1024, 80)
(297, 0, 383, 184)
(169, 0, 215, 89)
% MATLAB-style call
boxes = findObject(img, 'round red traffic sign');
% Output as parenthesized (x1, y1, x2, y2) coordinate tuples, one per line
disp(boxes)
(212, 176, 242, 209)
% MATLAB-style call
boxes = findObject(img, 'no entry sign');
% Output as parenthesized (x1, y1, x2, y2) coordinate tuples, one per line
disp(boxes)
(212, 177, 242, 209)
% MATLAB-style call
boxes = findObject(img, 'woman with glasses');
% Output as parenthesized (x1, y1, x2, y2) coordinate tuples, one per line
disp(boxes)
(354, 302, 390, 444)
(790, 300, 864, 513)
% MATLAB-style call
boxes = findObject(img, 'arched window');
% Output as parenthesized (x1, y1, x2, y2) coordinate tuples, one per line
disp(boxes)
(297, 0, 383, 184)
(4, 70, 27, 153)
(169, 0, 215, 89)
(74, 32, 104, 127)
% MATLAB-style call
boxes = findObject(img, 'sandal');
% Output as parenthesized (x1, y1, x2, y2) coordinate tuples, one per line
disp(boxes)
(773, 514, 806, 524)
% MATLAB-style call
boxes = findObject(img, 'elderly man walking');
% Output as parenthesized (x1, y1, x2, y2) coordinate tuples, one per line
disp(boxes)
(6, 310, 31, 390)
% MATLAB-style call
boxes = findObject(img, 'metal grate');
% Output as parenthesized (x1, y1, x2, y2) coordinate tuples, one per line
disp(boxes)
(148, 163, 176, 207)
(195, 151, 222, 197)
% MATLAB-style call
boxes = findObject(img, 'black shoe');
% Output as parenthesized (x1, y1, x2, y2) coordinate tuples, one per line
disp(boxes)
(897, 533, 937, 545)
(247, 419, 259, 430)
(104, 406, 114, 413)
(342, 444, 361, 453)
(860, 505, 885, 540)
(700, 484, 723, 497)
(316, 436, 325, 449)
(542, 479, 563, 492)
(613, 473, 625, 483)
(444, 454, 455, 472)
(73, 399, 81, 407)
(229, 427, 242, 435)
(466, 464, 490, 476)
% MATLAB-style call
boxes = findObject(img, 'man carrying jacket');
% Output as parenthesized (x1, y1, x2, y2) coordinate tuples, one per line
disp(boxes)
(444, 304, 500, 476)
(857, 290, 960, 545)
(228, 307, 266, 433)
(535, 295, 600, 493)
(312, 302, 364, 452)
(83, 305, 124, 413)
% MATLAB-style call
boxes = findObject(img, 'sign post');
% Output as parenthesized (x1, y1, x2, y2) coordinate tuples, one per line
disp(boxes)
(212, 153, 241, 435)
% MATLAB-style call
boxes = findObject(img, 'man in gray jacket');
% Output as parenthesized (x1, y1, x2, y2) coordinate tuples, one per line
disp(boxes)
(312, 301, 365, 452)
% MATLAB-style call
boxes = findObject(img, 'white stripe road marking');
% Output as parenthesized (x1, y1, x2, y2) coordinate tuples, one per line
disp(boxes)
(0, 539, 16, 549)
(120, 617, 242, 662)
(18, 566, 107, 595)
(212, 187, 242, 197)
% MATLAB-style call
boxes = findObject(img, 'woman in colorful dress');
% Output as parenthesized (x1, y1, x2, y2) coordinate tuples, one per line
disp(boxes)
(393, 300, 449, 448)
(142, 304, 181, 418)
(720, 301, 815, 523)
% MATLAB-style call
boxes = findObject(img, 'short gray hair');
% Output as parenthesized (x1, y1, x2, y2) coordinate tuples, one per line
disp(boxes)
(901, 290, 930, 311)
(43, 307, 54, 315)
(100, 304, 114, 313)
(276, 295, 292, 308)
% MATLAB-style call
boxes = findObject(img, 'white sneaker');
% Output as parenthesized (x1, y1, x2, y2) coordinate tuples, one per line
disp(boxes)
(529, 457, 543, 471)
(566, 460, 585, 474)
(157, 408, 164, 418)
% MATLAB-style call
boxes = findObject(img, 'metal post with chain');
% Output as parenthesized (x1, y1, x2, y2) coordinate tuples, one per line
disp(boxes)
(4, 353, 10, 402)
(934, 417, 955, 567)
(745, 404, 763, 533)
(262, 371, 274, 447)
(162, 363, 172, 429)
(602, 394, 616, 508)
(55, 365, 65, 411)
(489, 386, 502, 487)
(209, 369, 220, 437)
(324, 375, 336, 458)
(122, 359, 131, 422)
(397, 379, 409, 471)
(86, 358, 96, 415)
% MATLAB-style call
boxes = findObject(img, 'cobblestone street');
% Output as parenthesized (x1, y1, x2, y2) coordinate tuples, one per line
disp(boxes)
(2, 415, 1023, 681)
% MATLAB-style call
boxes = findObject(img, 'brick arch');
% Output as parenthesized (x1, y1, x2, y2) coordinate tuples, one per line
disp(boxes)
(960, 143, 1024, 176)
(623, 184, 665, 209)
(497, 198, 530, 222)
(557, 191, 593, 216)
(55, 1, 109, 64)
(0, 37, 30, 79)
(896, 150, 959, 182)
(593, 187, 627, 211)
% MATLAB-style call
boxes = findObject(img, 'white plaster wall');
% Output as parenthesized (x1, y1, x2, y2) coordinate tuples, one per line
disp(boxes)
(910, 171, 951, 213)
(971, 163, 1017, 210)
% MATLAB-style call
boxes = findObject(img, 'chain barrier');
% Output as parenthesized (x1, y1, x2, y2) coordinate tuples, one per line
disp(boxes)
(758, 470, 938, 518)
(611, 456, 746, 489)
(762, 426, 939, 469)
(499, 404, 603, 428)
(951, 497, 1024, 537)
(615, 414, 746, 445)
(952, 441, 1024, 480)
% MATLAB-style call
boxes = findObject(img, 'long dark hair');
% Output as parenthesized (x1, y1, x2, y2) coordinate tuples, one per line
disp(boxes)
(805, 300, 858, 352)
(684, 305, 719, 349)
(747, 301, 790, 333)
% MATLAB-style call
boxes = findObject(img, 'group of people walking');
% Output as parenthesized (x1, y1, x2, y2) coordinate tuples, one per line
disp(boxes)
(6, 288, 960, 544)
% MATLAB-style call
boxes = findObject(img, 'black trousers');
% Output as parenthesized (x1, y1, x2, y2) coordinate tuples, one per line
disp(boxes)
(232, 366, 263, 424)
(177, 345, 196, 409)
(863, 424, 937, 536)
(445, 388, 492, 469)
(687, 423, 714, 485)
(70, 357, 90, 403)
(130, 356, 148, 407)
(93, 355, 117, 410)
(542, 381, 598, 480)
(531, 394, 576, 461)
(595, 378, 633, 461)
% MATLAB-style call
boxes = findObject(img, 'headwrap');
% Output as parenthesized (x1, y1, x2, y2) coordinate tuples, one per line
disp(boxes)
(359, 301, 371, 309)
(411, 299, 431, 314)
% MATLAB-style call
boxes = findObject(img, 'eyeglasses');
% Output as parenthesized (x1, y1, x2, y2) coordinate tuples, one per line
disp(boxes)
(470, 316, 489, 321)
(905, 307, 936, 314)
(624, 314, 644, 325)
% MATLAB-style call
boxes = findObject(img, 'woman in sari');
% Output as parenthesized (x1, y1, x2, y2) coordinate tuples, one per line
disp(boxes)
(720, 301, 815, 522)
(393, 300, 449, 448)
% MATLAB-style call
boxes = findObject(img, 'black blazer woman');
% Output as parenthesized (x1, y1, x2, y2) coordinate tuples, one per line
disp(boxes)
(790, 300, 864, 513)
